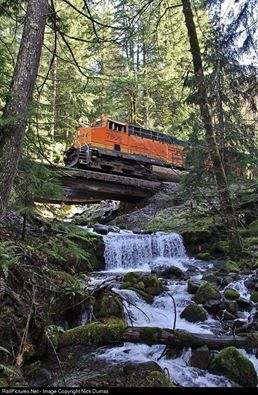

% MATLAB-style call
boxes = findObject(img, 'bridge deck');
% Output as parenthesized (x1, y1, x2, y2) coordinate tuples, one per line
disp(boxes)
(37, 165, 161, 204)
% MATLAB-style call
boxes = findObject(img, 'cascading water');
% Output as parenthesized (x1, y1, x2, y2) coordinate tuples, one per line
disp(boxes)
(103, 231, 187, 271)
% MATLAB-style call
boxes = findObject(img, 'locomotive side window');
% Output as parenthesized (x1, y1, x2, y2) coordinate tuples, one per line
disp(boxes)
(114, 144, 121, 151)
(108, 121, 125, 132)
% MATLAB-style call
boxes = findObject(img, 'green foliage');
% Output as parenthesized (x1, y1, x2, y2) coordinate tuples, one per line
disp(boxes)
(0, 241, 22, 278)
(10, 159, 63, 218)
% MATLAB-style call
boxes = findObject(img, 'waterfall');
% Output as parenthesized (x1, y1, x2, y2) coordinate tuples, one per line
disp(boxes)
(103, 231, 187, 270)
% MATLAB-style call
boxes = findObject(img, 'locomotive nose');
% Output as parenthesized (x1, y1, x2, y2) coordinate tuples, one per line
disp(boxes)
(64, 147, 79, 167)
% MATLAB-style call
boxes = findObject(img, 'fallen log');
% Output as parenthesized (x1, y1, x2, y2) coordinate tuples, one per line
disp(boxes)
(57, 320, 258, 351)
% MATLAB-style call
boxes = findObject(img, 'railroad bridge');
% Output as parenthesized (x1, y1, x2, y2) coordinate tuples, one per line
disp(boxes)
(37, 166, 163, 204)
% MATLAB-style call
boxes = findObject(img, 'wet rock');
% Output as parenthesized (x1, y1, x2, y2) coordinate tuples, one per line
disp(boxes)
(123, 361, 162, 376)
(160, 266, 185, 279)
(73, 200, 121, 226)
(203, 298, 221, 314)
(209, 347, 257, 387)
(250, 291, 258, 303)
(224, 261, 240, 273)
(237, 297, 253, 311)
(194, 283, 221, 304)
(221, 276, 234, 287)
(202, 273, 219, 284)
(224, 300, 239, 315)
(121, 272, 163, 302)
(93, 224, 120, 235)
(93, 294, 124, 319)
(190, 345, 210, 370)
(187, 279, 202, 294)
(218, 309, 235, 321)
(224, 289, 240, 300)
(180, 303, 207, 322)
(244, 279, 255, 289)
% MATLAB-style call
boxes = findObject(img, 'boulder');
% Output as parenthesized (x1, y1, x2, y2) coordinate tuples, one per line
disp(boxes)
(180, 303, 207, 323)
(160, 266, 185, 279)
(250, 291, 258, 303)
(190, 345, 210, 370)
(224, 261, 240, 274)
(209, 347, 257, 387)
(193, 283, 220, 304)
(187, 279, 202, 294)
(224, 289, 240, 300)
(93, 294, 124, 319)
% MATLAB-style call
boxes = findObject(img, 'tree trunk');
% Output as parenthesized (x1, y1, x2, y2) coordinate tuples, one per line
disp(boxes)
(50, 56, 57, 162)
(0, 0, 48, 220)
(181, 0, 242, 257)
(57, 323, 258, 351)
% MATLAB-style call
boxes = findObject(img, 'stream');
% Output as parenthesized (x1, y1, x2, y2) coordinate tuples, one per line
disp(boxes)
(41, 230, 258, 388)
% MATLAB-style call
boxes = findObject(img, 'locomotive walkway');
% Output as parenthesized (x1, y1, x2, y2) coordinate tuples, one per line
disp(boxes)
(36, 165, 162, 204)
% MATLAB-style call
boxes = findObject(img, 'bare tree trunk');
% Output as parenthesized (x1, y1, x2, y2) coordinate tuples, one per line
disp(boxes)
(0, 0, 48, 220)
(50, 56, 57, 162)
(181, 0, 242, 257)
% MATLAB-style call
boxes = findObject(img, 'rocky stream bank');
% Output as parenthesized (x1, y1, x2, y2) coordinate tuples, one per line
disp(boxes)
(0, 181, 257, 388)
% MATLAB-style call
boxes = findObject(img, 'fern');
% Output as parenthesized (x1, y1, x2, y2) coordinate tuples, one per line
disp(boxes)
(0, 242, 22, 278)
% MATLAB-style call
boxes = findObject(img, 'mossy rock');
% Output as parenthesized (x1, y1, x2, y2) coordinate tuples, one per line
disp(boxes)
(57, 318, 127, 348)
(123, 272, 141, 284)
(209, 346, 257, 387)
(224, 289, 240, 300)
(93, 293, 124, 319)
(221, 276, 234, 287)
(136, 281, 145, 290)
(121, 273, 163, 301)
(180, 303, 207, 322)
(250, 291, 258, 303)
(224, 261, 240, 273)
(142, 274, 163, 296)
(194, 283, 220, 304)
(196, 252, 213, 260)
(202, 273, 218, 283)
(127, 287, 154, 303)
(148, 371, 175, 387)
(253, 260, 258, 269)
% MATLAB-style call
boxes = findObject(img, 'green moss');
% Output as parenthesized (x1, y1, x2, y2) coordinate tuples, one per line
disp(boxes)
(224, 289, 240, 300)
(250, 291, 258, 303)
(209, 347, 257, 387)
(127, 287, 154, 303)
(139, 327, 162, 344)
(202, 274, 217, 283)
(214, 240, 230, 254)
(180, 303, 207, 322)
(48, 270, 85, 297)
(244, 237, 258, 247)
(238, 333, 258, 348)
(93, 294, 124, 319)
(148, 371, 175, 387)
(123, 272, 141, 284)
(121, 273, 163, 302)
(224, 261, 240, 273)
(194, 283, 220, 304)
(57, 318, 127, 348)
(143, 275, 163, 296)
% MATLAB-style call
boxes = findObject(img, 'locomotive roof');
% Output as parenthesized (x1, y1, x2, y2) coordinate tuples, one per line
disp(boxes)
(93, 117, 187, 147)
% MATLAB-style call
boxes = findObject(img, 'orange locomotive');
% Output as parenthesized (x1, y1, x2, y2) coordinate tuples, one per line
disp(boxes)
(64, 118, 186, 179)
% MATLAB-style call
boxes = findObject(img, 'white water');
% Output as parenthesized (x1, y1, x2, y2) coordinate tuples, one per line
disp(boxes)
(91, 230, 257, 387)
(103, 231, 188, 271)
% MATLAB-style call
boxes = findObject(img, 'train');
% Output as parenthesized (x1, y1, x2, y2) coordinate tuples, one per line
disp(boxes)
(64, 118, 187, 180)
